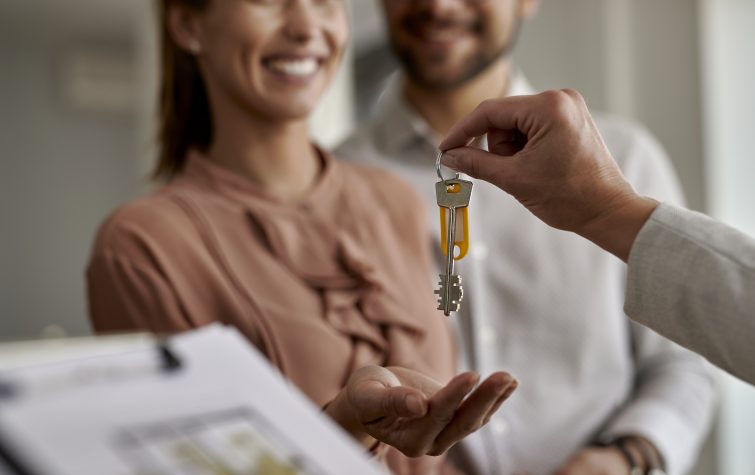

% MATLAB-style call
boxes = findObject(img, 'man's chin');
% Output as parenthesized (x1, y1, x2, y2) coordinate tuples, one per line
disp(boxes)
(396, 46, 504, 92)
(404, 62, 488, 91)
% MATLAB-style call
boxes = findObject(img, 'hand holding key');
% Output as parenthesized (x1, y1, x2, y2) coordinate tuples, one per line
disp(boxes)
(435, 152, 474, 316)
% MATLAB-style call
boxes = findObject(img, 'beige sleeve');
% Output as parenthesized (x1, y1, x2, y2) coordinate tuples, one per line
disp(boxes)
(625, 203, 755, 385)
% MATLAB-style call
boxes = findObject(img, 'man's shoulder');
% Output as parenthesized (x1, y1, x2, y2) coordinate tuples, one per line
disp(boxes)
(335, 119, 385, 163)
(592, 112, 683, 202)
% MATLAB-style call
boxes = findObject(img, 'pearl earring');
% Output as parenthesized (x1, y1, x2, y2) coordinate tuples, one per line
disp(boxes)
(189, 39, 201, 55)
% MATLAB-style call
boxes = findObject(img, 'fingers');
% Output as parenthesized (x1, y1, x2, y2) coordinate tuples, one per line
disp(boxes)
(487, 128, 527, 157)
(441, 147, 516, 188)
(483, 376, 517, 424)
(348, 379, 428, 423)
(439, 89, 588, 152)
(387, 366, 442, 396)
(426, 372, 480, 427)
(439, 97, 531, 151)
(429, 372, 517, 455)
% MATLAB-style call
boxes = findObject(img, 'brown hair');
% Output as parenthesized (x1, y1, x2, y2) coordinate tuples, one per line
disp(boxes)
(154, 0, 211, 180)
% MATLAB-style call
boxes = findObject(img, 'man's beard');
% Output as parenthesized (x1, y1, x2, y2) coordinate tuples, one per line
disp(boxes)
(390, 19, 523, 92)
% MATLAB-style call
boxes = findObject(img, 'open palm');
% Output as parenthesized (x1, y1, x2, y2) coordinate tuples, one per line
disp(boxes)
(344, 365, 517, 457)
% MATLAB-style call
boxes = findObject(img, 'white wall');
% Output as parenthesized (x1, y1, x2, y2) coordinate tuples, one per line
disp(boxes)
(515, 0, 707, 212)
(699, 1, 755, 474)
(0, 7, 142, 340)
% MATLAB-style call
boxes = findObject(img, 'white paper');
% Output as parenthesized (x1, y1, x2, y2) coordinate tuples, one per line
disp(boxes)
(0, 325, 386, 475)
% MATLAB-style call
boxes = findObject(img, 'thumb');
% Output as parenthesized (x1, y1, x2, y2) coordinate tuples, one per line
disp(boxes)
(348, 381, 428, 422)
(442, 147, 515, 188)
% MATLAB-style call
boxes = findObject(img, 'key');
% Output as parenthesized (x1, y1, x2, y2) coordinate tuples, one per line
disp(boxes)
(434, 177, 473, 316)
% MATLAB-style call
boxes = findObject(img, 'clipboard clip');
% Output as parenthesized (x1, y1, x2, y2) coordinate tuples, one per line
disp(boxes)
(0, 339, 183, 403)
(157, 340, 183, 373)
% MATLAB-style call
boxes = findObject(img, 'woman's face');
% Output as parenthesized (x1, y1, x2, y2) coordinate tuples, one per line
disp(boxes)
(179, 0, 348, 122)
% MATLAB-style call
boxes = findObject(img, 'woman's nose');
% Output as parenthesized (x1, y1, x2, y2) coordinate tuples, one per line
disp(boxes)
(283, 0, 321, 43)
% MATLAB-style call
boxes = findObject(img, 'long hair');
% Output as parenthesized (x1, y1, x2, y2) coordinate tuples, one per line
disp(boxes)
(154, 0, 211, 180)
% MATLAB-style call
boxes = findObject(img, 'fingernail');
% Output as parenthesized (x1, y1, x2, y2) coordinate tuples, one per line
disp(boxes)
(503, 381, 518, 398)
(405, 395, 425, 416)
(441, 151, 460, 170)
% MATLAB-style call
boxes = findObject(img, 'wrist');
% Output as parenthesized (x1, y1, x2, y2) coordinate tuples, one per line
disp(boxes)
(627, 436, 666, 474)
(594, 437, 644, 475)
(596, 435, 666, 475)
(579, 193, 659, 263)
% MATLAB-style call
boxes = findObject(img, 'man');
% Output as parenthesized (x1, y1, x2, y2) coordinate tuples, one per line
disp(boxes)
(337, 1, 715, 474)
(439, 90, 755, 387)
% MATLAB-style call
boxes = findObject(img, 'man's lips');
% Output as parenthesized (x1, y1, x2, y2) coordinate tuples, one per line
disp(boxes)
(416, 27, 468, 43)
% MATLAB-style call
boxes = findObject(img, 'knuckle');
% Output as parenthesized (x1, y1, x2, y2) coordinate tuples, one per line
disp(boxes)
(478, 98, 499, 111)
(560, 87, 584, 102)
(541, 89, 573, 116)
(540, 89, 563, 104)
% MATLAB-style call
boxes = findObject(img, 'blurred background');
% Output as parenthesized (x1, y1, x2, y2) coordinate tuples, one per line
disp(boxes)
(0, 0, 753, 473)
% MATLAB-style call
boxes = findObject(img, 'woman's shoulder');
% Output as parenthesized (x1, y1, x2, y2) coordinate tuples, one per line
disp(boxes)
(91, 185, 199, 262)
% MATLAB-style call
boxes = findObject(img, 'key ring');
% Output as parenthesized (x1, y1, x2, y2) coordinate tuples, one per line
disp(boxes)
(436, 151, 460, 183)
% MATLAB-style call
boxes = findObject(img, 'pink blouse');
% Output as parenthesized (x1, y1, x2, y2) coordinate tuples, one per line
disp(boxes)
(87, 150, 458, 474)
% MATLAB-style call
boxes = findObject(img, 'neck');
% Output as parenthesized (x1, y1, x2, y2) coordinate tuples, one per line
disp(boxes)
(206, 101, 319, 201)
(404, 58, 510, 137)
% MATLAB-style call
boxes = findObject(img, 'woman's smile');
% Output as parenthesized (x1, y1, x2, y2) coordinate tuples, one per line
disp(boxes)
(262, 54, 326, 84)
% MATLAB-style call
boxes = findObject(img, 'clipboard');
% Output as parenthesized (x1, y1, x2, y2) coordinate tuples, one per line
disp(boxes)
(0, 325, 386, 475)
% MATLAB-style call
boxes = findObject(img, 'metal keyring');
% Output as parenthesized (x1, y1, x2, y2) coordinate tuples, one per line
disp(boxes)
(436, 151, 460, 183)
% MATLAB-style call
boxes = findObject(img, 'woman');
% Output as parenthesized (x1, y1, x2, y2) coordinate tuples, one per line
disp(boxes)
(87, 0, 516, 472)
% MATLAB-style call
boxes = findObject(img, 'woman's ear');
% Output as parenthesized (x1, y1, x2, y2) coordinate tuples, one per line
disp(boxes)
(519, 0, 539, 21)
(168, 3, 203, 55)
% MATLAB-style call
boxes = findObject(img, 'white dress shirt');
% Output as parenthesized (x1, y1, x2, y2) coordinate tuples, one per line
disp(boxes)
(627, 203, 755, 385)
(337, 72, 715, 475)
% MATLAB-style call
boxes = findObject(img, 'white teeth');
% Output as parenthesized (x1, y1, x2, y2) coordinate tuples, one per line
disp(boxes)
(267, 58, 319, 77)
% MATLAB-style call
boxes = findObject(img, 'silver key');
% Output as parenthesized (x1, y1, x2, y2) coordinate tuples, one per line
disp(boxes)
(435, 177, 473, 316)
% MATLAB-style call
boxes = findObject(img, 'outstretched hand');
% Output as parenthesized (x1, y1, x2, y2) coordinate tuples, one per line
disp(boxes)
(326, 366, 517, 457)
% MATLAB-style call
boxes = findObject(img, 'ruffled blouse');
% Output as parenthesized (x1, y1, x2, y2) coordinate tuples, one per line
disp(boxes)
(87, 149, 457, 474)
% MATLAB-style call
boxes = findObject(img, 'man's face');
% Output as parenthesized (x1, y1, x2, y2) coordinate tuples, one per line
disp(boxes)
(381, 0, 531, 90)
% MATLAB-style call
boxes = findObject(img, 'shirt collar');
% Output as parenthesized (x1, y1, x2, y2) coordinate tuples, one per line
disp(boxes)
(373, 68, 537, 156)
(372, 74, 432, 156)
